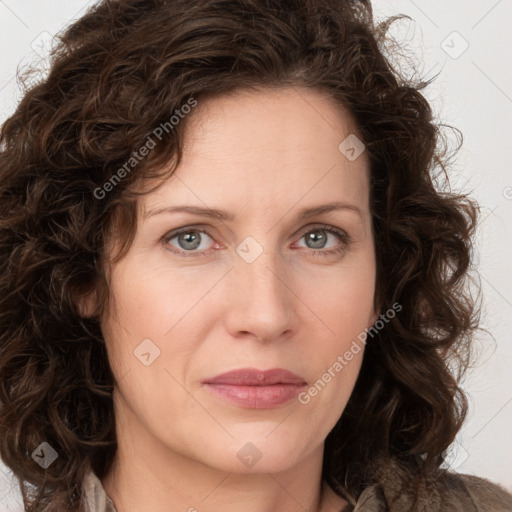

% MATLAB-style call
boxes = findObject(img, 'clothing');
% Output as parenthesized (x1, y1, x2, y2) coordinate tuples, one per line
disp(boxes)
(82, 467, 512, 512)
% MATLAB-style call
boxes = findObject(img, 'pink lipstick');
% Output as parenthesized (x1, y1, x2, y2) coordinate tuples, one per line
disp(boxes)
(202, 368, 306, 409)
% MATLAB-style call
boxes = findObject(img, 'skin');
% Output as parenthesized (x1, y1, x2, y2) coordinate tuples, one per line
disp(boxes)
(84, 86, 379, 512)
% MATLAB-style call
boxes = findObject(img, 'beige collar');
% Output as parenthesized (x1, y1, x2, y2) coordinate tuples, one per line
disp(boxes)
(82, 471, 117, 512)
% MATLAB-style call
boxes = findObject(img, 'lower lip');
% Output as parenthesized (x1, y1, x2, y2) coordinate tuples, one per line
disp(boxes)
(204, 383, 305, 409)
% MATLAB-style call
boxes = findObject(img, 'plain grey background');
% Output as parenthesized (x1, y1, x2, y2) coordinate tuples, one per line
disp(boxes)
(1, 0, 511, 509)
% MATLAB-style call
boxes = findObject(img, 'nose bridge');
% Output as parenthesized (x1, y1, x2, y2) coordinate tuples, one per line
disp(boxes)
(226, 236, 295, 340)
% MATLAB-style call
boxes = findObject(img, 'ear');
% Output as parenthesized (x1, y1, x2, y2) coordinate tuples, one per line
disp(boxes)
(75, 287, 99, 319)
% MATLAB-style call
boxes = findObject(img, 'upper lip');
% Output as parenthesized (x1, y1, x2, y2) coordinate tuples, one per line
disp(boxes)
(203, 368, 306, 386)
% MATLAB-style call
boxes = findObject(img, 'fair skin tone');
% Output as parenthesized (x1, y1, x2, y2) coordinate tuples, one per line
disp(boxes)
(84, 86, 379, 512)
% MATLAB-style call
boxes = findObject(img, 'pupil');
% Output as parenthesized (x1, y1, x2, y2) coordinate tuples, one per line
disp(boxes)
(307, 230, 326, 249)
(179, 232, 200, 250)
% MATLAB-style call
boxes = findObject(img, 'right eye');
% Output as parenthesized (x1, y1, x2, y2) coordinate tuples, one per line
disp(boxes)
(162, 227, 218, 257)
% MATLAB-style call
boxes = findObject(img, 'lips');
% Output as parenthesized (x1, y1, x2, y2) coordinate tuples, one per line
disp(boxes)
(202, 368, 307, 409)
(202, 367, 306, 386)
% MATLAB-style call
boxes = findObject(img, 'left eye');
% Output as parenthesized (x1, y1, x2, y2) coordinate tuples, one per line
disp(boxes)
(296, 226, 346, 251)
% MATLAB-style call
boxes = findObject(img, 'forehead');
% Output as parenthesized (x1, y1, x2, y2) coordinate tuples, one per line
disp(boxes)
(184, 86, 363, 158)
(142, 86, 370, 218)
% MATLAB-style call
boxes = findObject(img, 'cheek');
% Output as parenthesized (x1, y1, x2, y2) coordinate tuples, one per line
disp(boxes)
(298, 251, 376, 335)
(99, 257, 223, 397)
(104, 256, 215, 341)
(99, 262, 167, 380)
(294, 253, 375, 400)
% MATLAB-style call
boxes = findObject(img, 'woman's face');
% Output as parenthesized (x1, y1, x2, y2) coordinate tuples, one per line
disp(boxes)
(95, 86, 378, 474)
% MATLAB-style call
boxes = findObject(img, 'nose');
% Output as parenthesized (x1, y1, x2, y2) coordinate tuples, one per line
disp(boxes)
(223, 248, 297, 343)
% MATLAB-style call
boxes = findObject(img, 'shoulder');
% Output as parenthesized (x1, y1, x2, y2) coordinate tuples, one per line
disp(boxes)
(82, 470, 117, 512)
(434, 471, 512, 512)
(362, 457, 512, 511)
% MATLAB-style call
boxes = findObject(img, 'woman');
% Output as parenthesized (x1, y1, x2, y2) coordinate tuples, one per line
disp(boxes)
(1, 0, 511, 511)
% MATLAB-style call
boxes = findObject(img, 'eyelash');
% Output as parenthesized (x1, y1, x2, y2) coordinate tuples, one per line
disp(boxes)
(161, 224, 351, 259)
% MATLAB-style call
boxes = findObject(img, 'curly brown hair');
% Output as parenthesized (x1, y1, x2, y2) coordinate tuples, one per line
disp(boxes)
(0, 0, 481, 510)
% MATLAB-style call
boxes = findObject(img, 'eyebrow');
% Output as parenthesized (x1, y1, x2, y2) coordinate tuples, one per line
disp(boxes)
(143, 201, 363, 222)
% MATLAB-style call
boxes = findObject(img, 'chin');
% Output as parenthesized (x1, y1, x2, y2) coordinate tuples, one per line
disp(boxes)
(188, 433, 310, 475)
